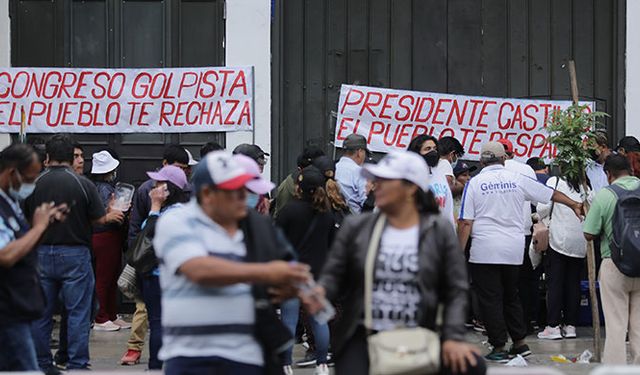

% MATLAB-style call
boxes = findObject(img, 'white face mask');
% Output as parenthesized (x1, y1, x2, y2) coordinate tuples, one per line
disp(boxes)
(9, 170, 36, 201)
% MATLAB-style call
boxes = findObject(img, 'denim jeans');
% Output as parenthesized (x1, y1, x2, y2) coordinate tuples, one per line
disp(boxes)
(281, 298, 329, 365)
(140, 273, 163, 370)
(31, 245, 95, 371)
(0, 322, 39, 371)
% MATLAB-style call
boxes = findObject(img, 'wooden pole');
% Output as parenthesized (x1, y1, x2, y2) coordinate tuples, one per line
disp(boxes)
(568, 60, 602, 362)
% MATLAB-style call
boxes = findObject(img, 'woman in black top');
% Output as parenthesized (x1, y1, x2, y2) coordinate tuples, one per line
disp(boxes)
(312, 156, 350, 229)
(276, 166, 335, 375)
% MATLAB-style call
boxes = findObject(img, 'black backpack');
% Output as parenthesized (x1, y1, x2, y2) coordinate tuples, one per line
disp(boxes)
(608, 184, 640, 277)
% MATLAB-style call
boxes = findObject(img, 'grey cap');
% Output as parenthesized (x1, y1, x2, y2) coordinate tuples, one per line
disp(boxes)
(343, 133, 368, 151)
(480, 141, 506, 163)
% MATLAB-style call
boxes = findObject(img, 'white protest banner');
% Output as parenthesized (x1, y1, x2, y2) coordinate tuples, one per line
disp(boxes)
(335, 84, 595, 161)
(0, 67, 254, 133)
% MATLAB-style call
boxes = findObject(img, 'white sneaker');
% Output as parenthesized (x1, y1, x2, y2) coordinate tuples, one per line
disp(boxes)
(283, 365, 294, 375)
(314, 364, 330, 375)
(562, 325, 577, 339)
(93, 320, 121, 331)
(113, 318, 132, 329)
(537, 325, 562, 340)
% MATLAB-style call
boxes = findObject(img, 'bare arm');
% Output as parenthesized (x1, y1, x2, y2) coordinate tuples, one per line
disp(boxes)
(584, 233, 596, 242)
(457, 219, 473, 252)
(179, 256, 309, 287)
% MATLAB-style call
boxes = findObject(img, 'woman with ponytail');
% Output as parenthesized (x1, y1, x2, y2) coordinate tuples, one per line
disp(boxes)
(275, 166, 336, 375)
(313, 156, 351, 228)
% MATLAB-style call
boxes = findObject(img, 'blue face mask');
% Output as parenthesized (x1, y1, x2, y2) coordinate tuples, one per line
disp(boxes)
(246, 193, 260, 208)
(451, 156, 459, 169)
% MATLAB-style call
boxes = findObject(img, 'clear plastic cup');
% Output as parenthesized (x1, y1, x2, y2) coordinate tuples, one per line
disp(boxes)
(111, 182, 135, 211)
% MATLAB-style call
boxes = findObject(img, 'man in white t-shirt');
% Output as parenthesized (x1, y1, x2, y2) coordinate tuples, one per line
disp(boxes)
(437, 137, 465, 196)
(458, 142, 581, 363)
(497, 138, 539, 331)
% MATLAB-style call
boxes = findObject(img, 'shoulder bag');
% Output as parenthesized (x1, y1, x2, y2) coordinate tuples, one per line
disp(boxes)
(365, 214, 440, 375)
(532, 177, 560, 252)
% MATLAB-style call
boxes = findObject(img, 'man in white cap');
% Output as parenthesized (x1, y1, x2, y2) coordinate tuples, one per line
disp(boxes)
(153, 151, 310, 374)
(184, 149, 198, 178)
(458, 141, 582, 363)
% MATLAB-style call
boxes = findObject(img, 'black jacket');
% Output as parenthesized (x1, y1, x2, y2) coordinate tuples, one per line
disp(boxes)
(318, 212, 469, 355)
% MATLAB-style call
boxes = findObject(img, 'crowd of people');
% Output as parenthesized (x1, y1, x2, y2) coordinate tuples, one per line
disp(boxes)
(0, 131, 639, 374)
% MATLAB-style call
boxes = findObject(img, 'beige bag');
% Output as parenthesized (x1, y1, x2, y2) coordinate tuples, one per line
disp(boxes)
(365, 215, 440, 375)
(531, 178, 560, 253)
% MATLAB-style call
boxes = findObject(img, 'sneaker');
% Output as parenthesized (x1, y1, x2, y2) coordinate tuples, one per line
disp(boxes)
(562, 325, 577, 339)
(113, 318, 132, 329)
(295, 351, 317, 367)
(120, 349, 141, 365)
(44, 366, 63, 375)
(53, 351, 68, 368)
(485, 349, 510, 363)
(283, 365, 294, 375)
(537, 325, 563, 340)
(93, 320, 121, 331)
(315, 364, 330, 375)
(509, 344, 532, 358)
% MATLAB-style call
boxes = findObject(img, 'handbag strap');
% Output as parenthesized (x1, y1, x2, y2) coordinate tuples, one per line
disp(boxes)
(364, 214, 387, 331)
(548, 177, 560, 220)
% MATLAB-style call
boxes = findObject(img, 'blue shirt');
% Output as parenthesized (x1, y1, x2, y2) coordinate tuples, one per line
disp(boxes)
(586, 161, 608, 194)
(335, 156, 367, 214)
(0, 190, 26, 249)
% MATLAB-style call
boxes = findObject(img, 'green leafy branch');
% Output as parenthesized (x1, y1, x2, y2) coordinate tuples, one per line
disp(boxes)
(545, 104, 608, 184)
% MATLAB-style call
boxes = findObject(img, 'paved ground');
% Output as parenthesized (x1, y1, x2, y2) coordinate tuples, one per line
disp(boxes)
(56, 321, 629, 374)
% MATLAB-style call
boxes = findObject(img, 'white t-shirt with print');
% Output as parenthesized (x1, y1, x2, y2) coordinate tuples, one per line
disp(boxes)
(435, 159, 454, 178)
(460, 164, 554, 265)
(371, 225, 420, 331)
(428, 167, 455, 227)
(504, 159, 537, 235)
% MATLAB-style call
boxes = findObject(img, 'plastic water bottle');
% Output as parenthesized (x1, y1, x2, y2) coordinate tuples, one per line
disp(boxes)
(298, 279, 336, 325)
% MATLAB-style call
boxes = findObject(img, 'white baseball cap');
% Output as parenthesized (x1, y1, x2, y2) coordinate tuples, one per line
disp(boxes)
(361, 151, 430, 191)
(185, 149, 198, 166)
(192, 151, 254, 191)
(91, 151, 120, 174)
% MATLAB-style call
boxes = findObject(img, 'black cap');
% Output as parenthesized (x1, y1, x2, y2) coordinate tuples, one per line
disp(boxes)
(453, 162, 477, 177)
(297, 166, 326, 195)
(312, 155, 336, 179)
(617, 136, 640, 153)
(343, 133, 368, 151)
(232, 144, 270, 165)
(526, 157, 547, 171)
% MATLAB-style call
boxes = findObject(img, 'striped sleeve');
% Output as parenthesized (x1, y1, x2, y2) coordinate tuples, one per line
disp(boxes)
(154, 210, 208, 275)
(0, 217, 16, 250)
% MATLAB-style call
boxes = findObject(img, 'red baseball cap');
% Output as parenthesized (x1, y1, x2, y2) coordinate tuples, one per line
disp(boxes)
(497, 138, 514, 154)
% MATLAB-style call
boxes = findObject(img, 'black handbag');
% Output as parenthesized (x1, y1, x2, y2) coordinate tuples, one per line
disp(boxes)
(127, 216, 158, 274)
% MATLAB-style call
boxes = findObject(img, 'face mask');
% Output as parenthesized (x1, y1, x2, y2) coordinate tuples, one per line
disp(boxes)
(423, 150, 439, 168)
(9, 170, 36, 201)
(589, 149, 600, 162)
(451, 155, 459, 169)
(246, 193, 260, 208)
(110, 170, 118, 182)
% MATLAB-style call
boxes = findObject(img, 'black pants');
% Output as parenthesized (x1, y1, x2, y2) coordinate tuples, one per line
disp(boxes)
(518, 236, 539, 329)
(544, 247, 584, 327)
(335, 326, 486, 375)
(471, 263, 527, 348)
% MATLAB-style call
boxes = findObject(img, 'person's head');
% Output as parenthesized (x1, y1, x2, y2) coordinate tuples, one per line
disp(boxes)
(497, 138, 515, 160)
(297, 146, 326, 170)
(200, 141, 224, 158)
(192, 151, 256, 224)
(296, 166, 331, 213)
(27, 136, 47, 169)
(616, 136, 640, 156)
(232, 154, 275, 209)
(591, 131, 611, 163)
(312, 155, 348, 212)
(72, 142, 84, 175)
(91, 150, 120, 182)
(604, 154, 632, 184)
(361, 151, 438, 216)
(480, 141, 507, 167)
(526, 157, 548, 174)
(45, 135, 74, 166)
(342, 134, 368, 166)
(146, 165, 190, 208)
(438, 136, 464, 166)
(233, 144, 269, 173)
(183, 149, 199, 178)
(0, 144, 40, 200)
(407, 134, 439, 167)
(162, 145, 190, 176)
(453, 162, 477, 188)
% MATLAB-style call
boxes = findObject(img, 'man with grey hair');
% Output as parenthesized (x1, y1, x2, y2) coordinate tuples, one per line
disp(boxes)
(458, 141, 581, 363)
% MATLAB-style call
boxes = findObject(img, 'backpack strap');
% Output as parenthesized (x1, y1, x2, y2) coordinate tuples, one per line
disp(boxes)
(607, 182, 640, 200)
